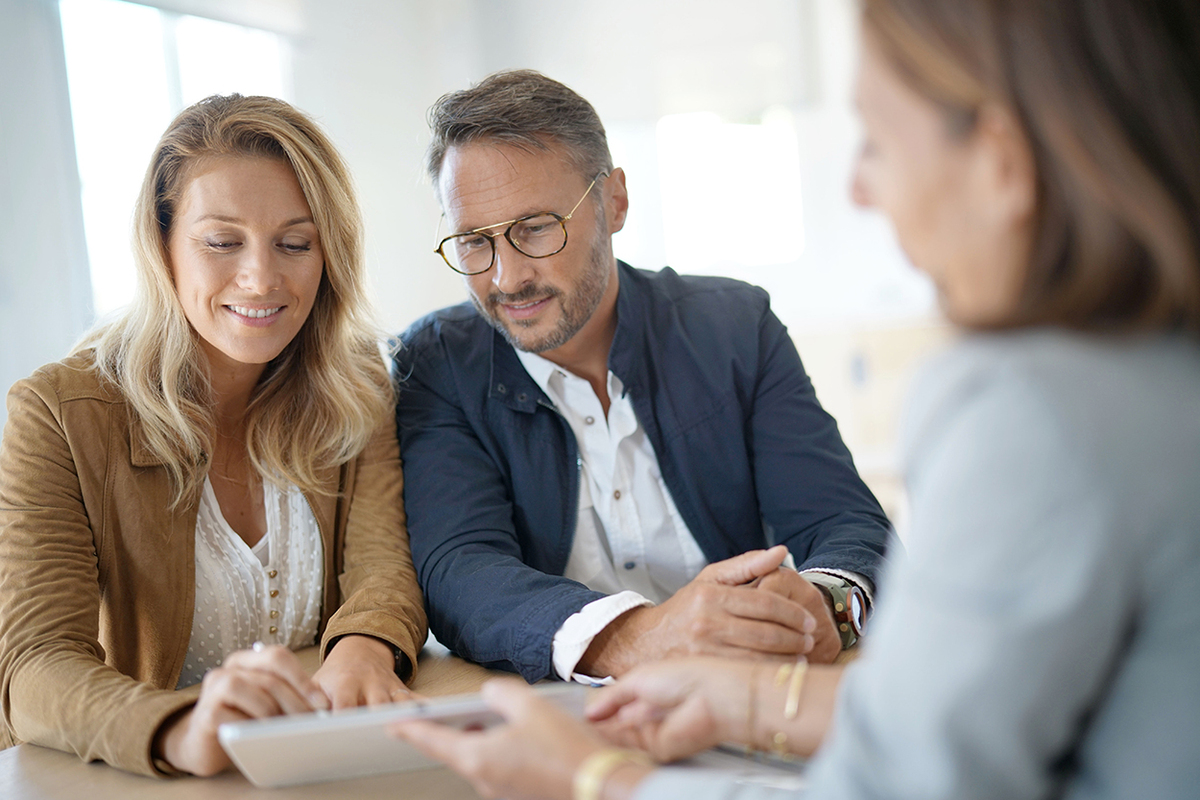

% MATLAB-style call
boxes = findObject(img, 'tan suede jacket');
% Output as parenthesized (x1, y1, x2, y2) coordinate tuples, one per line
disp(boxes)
(0, 354, 427, 776)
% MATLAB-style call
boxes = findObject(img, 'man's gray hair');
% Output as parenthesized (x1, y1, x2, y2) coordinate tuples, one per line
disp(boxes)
(425, 69, 613, 196)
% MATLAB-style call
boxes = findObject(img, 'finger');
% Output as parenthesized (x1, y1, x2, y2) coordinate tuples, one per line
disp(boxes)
(362, 676, 405, 707)
(478, 678, 541, 723)
(714, 615, 815, 655)
(389, 718, 481, 770)
(588, 680, 656, 722)
(722, 587, 817, 634)
(389, 684, 419, 704)
(650, 696, 722, 761)
(225, 645, 329, 710)
(698, 546, 789, 586)
(202, 667, 315, 719)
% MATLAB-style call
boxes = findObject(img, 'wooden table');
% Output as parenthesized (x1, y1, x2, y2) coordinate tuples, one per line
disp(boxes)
(0, 641, 502, 800)
(1, 643, 841, 799)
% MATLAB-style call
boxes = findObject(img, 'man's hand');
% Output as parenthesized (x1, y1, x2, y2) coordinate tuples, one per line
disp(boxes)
(755, 570, 842, 664)
(576, 546, 817, 678)
(314, 634, 415, 709)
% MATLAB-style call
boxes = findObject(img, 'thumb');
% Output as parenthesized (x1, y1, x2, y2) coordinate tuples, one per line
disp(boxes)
(699, 545, 789, 585)
(480, 677, 539, 722)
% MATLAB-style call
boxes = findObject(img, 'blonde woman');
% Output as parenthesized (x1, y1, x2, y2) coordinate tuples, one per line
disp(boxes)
(0, 94, 426, 777)
(390, 0, 1200, 798)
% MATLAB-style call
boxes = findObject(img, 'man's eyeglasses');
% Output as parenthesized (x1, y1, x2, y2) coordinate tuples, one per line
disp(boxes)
(435, 172, 608, 275)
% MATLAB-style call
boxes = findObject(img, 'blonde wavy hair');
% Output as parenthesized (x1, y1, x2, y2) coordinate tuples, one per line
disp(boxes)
(78, 94, 393, 507)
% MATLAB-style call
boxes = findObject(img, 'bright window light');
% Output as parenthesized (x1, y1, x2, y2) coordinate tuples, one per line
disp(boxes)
(59, 0, 289, 320)
(656, 108, 804, 274)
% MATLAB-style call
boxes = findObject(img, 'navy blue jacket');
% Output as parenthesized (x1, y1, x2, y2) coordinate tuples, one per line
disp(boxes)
(395, 263, 891, 681)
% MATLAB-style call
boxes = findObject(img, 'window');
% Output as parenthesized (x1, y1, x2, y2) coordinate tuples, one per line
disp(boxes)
(656, 108, 804, 273)
(59, 0, 289, 319)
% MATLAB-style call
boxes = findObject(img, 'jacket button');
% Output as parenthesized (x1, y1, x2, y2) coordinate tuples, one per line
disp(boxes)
(496, 384, 507, 394)
(517, 392, 528, 402)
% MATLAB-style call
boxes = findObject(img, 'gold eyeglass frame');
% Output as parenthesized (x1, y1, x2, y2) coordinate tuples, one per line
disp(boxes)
(434, 172, 608, 275)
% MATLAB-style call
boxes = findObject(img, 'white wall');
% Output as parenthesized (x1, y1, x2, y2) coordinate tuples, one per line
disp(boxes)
(2, 0, 947, 511)
(0, 0, 93, 430)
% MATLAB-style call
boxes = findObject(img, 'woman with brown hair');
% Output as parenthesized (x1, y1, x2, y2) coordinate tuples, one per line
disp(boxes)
(0, 94, 426, 777)
(389, 1, 1200, 798)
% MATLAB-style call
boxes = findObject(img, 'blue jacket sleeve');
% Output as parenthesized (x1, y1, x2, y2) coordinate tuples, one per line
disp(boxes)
(394, 340, 604, 682)
(750, 309, 893, 587)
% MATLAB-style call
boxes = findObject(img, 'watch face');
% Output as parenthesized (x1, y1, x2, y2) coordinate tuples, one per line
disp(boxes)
(848, 589, 865, 635)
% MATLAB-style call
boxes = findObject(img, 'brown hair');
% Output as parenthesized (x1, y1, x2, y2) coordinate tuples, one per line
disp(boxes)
(863, 0, 1200, 333)
(425, 69, 613, 196)
(81, 94, 393, 507)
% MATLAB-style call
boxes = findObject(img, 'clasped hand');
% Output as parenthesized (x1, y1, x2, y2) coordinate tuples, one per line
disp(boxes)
(579, 545, 841, 676)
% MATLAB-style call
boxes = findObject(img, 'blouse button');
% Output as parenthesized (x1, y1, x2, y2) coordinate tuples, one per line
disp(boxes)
(624, 561, 636, 570)
(268, 570, 278, 579)
(585, 416, 595, 425)
(613, 490, 621, 500)
(269, 626, 278, 635)
(269, 589, 279, 598)
(269, 610, 279, 619)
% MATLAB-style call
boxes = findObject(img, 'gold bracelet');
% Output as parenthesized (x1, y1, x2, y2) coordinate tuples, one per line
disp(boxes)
(784, 660, 809, 720)
(774, 661, 794, 687)
(573, 748, 653, 800)
(745, 663, 761, 753)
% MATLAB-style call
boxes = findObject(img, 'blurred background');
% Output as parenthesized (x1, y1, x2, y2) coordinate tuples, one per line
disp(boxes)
(0, 0, 953, 522)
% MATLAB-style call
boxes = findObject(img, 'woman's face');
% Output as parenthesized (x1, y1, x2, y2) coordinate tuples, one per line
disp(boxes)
(851, 29, 1035, 326)
(167, 156, 324, 383)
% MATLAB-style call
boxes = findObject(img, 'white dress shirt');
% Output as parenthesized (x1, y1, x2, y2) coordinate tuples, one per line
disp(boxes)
(517, 351, 871, 683)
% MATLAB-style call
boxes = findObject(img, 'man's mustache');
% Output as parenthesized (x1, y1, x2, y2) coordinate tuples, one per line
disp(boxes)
(488, 285, 560, 305)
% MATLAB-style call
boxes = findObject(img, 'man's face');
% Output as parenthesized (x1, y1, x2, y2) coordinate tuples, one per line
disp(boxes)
(437, 142, 620, 355)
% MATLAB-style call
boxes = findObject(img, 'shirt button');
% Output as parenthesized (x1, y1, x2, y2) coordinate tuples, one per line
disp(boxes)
(269, 626, 278, 634)
(269, 610, 279, 619)
(268, 570, 278, 579)
(269, 589, 279, 598)
(613, 490, 621, 500)
(585, 416, 595, 425)
(624, 561, 636, 570)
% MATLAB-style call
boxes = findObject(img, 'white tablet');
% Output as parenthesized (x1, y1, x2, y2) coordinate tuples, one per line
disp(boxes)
(217, 683, 588, 788)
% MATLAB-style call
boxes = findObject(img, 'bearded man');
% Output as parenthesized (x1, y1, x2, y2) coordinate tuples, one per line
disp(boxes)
(395, 70, 892, 683)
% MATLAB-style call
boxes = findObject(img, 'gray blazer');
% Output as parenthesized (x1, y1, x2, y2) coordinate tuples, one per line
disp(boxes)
(635, 330, 1200, 800)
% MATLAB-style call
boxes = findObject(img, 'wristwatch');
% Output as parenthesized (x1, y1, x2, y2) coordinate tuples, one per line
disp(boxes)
(804, 573, 867, 650)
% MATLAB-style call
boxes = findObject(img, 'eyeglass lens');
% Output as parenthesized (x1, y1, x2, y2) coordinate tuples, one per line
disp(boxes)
(443, 213, 566, 274)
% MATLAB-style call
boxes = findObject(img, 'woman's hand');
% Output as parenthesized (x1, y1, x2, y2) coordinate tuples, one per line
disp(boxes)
(389, 679, 622, 800)
(314, 634, 414, 709)
(587, 656, 762, 761)
(154, 644, 329, 776)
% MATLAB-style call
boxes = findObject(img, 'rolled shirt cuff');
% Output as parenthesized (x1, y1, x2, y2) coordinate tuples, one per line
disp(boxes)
(551, 590, 654, 683)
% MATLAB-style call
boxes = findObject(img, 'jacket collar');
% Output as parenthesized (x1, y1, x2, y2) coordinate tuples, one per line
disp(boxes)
(486, 260, 650, 413)
(607, 261, 649, 396)
(129, 415, 166, 468)
(488, 329, 545, 414)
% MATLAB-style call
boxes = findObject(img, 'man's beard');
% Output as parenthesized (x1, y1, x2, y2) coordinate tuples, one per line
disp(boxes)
(470, 221, 612, 354)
